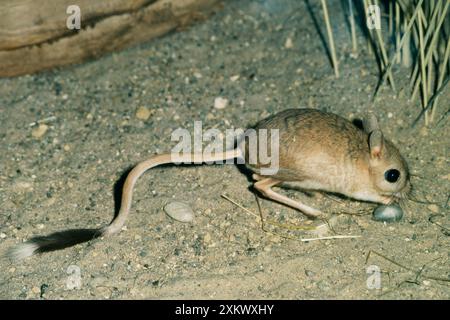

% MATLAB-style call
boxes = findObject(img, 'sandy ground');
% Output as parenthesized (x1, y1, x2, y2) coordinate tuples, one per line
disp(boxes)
(0, 0, 449, 299)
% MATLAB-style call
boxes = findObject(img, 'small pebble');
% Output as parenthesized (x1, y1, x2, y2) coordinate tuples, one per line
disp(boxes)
(0, 233, 6, 239)
(31, 124, 48, 139)
(420, 127, 428, 136)
(427, 204, 439, 213)
(136, 106, 152, 120)
(373, 204, 403, 222)
(214, 97, 228, 110)
(284, 37, 293, 49)
(269, 235, 282, 243)
(203, 232, 212, 243)
(230, 75, 240, 82)
(164, 201, 194, 223)
(305, 269, 315, 277)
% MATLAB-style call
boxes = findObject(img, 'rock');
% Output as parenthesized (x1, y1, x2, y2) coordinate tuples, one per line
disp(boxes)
(214, 97, 228, 110)
(305, 269, 315, 277)
(284, 37, 293, 49)
(31, 286, 40, 294)
(136, 106, 152, 120)
(31, 124, 48, 138)
(373, 204, 403, 222)
(427, 204, 439, 213)
(164, 201, 194, 223)
(203, 232, 212, 243)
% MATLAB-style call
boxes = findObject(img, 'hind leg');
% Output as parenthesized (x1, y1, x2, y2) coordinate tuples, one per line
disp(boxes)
(253, 177, 323, 218)
(252, 173, 264, 181)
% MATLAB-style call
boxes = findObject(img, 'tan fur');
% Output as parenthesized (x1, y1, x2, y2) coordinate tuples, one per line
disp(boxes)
(246, 109, 410, 208)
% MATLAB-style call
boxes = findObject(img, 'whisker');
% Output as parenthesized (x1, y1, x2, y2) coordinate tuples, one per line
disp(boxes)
(409, 173, 426, 179)
(387, 196, 396, 205)
(405, 184, 434, 204)
(399, 197, 411, 216)
(407, 194, 433, 204)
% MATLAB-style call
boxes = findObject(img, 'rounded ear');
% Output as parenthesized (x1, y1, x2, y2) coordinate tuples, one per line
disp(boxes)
(363, 112, 380, 134)
(369, 129, 384, 158)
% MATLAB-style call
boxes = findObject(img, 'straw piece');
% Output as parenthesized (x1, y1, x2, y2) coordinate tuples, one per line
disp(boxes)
(367, 250, 450, 282)
(409, 0, 442, 88)
(373, 0, 423, 98)
(430, 31, 450, 121)
(348, 0, 358, 54)
(321, 0, 339, 78)
(220, 194, 316, 231)
(417, 8, 429, 125)
(411, 1, 449, 94)
(371, 0, 396, 92)
(395, 2, 401, 64)
(299, 235, 361, 242)
(220, 194, 360, 241)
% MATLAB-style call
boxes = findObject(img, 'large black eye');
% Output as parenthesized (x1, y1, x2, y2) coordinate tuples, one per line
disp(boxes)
(385, 169, 400, 183)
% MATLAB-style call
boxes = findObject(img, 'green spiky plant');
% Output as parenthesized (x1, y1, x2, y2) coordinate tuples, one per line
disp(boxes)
(320, 0, 449, 126)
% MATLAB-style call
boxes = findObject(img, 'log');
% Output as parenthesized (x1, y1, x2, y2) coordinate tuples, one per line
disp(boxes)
(0, 0, 219, 77)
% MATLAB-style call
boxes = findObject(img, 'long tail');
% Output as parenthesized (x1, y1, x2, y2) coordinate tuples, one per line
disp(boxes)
(7, 149, 242, 260)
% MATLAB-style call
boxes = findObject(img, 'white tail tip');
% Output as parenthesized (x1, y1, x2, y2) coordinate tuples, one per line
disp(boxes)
(8, 242, 39, 261)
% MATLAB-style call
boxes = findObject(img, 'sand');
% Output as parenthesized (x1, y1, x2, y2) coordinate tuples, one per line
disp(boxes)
(0, 0, 448, 299)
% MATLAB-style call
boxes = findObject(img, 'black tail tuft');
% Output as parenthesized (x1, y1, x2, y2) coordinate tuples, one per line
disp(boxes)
(33, 228, 104, 253)
(8, 228, 104, 260)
